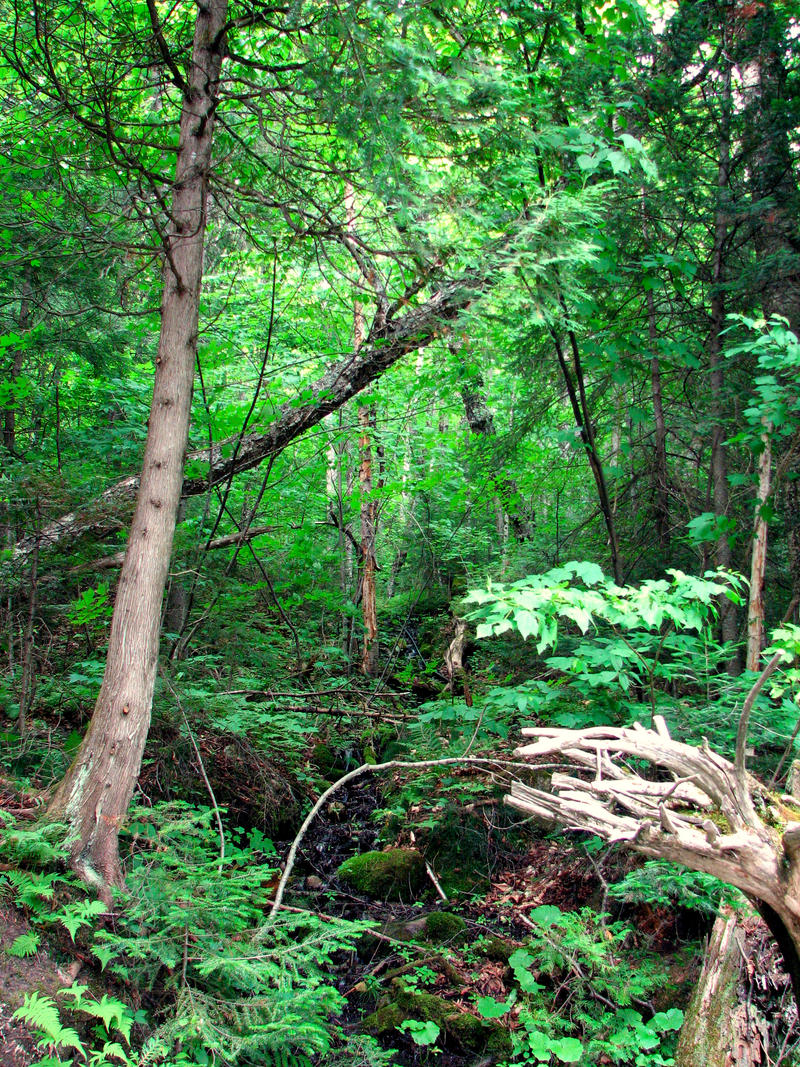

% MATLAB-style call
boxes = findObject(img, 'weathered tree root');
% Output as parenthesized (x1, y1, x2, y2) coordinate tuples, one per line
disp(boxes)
(507, 715, 800, 1002)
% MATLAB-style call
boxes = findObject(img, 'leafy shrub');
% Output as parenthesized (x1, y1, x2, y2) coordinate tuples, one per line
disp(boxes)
(475, 905, 682, 1066)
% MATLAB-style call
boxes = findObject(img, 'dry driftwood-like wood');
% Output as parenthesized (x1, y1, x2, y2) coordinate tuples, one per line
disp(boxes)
(507, 713, 800, 1003)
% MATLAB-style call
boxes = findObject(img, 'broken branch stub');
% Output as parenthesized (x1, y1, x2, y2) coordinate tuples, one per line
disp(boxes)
(507, 719, 800, 1002)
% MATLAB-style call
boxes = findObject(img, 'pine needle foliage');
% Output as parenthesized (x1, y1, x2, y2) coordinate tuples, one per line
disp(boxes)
(98, 802, 376, 1065)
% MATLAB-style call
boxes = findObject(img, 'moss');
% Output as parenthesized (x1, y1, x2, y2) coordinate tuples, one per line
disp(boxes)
(362, 1001, 406, 1033)
(309, 742, 337, 776)
(337, 849, 425, 900)
(477, 936, 515, 964)
(424, 911, 467, 944)
(363, 983, 511, 1055)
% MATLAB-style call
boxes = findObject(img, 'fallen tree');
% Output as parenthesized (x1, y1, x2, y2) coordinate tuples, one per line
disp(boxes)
(507, 690, 800, 1003)
(462, 564, 800, 1004)
(13, 273, 479, 563)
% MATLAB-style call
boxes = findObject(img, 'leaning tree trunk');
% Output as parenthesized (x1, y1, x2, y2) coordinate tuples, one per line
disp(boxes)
(48, 0, 228, 893)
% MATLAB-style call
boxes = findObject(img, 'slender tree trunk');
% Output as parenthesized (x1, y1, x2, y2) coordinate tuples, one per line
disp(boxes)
(345, 184, 380, 676)
(551, 322, 623, 582)
(48, 0, 228, 894)
(386, 376, 420, 598)
(746, 429, 772, 672)
(708, 45, 738, 651)
(17, 512, 39, 740)
(640, 192, 670, 548)
(358, 403, 379, 675)
(736, 0, 799, 670)
(326, 413, 356, 653)
(3, 266, 32, 457)
(456, 347, 533, 542)
(736, 1, 800, 334)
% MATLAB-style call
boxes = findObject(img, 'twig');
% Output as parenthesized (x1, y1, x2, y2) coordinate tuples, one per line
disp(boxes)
(735, 651, 787, 809)
(425, 861, 448, 902)
(161, 668, 226, 871)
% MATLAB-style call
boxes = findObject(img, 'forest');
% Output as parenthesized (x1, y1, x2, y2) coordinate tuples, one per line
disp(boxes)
(1, 0, 799, 1064)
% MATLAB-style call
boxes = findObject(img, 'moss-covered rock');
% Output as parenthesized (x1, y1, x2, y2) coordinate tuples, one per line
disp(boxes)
(424, 911, 467, 944)
(309, 742, 337, 776)
(363, 983, 512, 1056)
(477, 936, 515, 965)
(337, 849, 425, 900)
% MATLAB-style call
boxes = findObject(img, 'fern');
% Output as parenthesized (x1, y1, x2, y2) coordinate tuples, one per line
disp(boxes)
(0, 814, 67, 866)
(13, 985, 143, 1067)
(60, 986, 133, 1043)
(57, 897, 109, 941)
(7, 931, 40, 957)
(13, 989, 85, 1055)
(2, 867, 66, 910)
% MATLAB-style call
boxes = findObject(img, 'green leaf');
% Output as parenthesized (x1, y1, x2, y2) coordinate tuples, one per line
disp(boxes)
(651, 1007, 684, 1032)
(514, 610, 539, 641)
(398, 1019, 440, 1046)
(529, 904, 564, 928)
(509, 948, 543, 993)
(7, 932, 40, 957)
(551, 1036, 583, 1062)
(475, 992, 516, 1019)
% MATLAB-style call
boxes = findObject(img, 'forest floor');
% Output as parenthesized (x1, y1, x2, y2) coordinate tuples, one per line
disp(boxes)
(0, 758, 704, 1067)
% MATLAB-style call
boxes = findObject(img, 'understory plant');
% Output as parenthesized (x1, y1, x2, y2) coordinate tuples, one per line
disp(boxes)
(476, 905, 681, 1066)
(92, 801, 377, 1064)
(3, 802, 383, 1066)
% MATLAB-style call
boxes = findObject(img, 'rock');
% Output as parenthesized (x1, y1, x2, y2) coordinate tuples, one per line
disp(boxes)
(337, 849, 426, 900)
(424, 911, 467, 944)
(363, 982, 512, 1056)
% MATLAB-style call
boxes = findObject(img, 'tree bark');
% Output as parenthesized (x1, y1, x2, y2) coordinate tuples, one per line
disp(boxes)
(48, 0, 228, 893)
(707, 44, 738, 650)
(676, 911, 768, 1067)
(746, 429, 772, 672)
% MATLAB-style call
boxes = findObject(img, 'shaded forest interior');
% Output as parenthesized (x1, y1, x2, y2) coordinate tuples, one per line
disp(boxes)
(1, 0, 800, 1065)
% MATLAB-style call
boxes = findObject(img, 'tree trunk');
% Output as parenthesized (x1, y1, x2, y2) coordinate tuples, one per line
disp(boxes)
(746, 430, 772, 672)
(48, 0, 228, 894)
(676, 911, 768, 1067)
(3, 265, 32, 457)
(708, 45, 738, 651)
(736, 1, 800, 334)
(640, 191, 670, 548)
(551, 322, 623, 582)
(454, 340, 533, 541)
(359, 402, 379, 675)
(344, 183, 380, 676)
